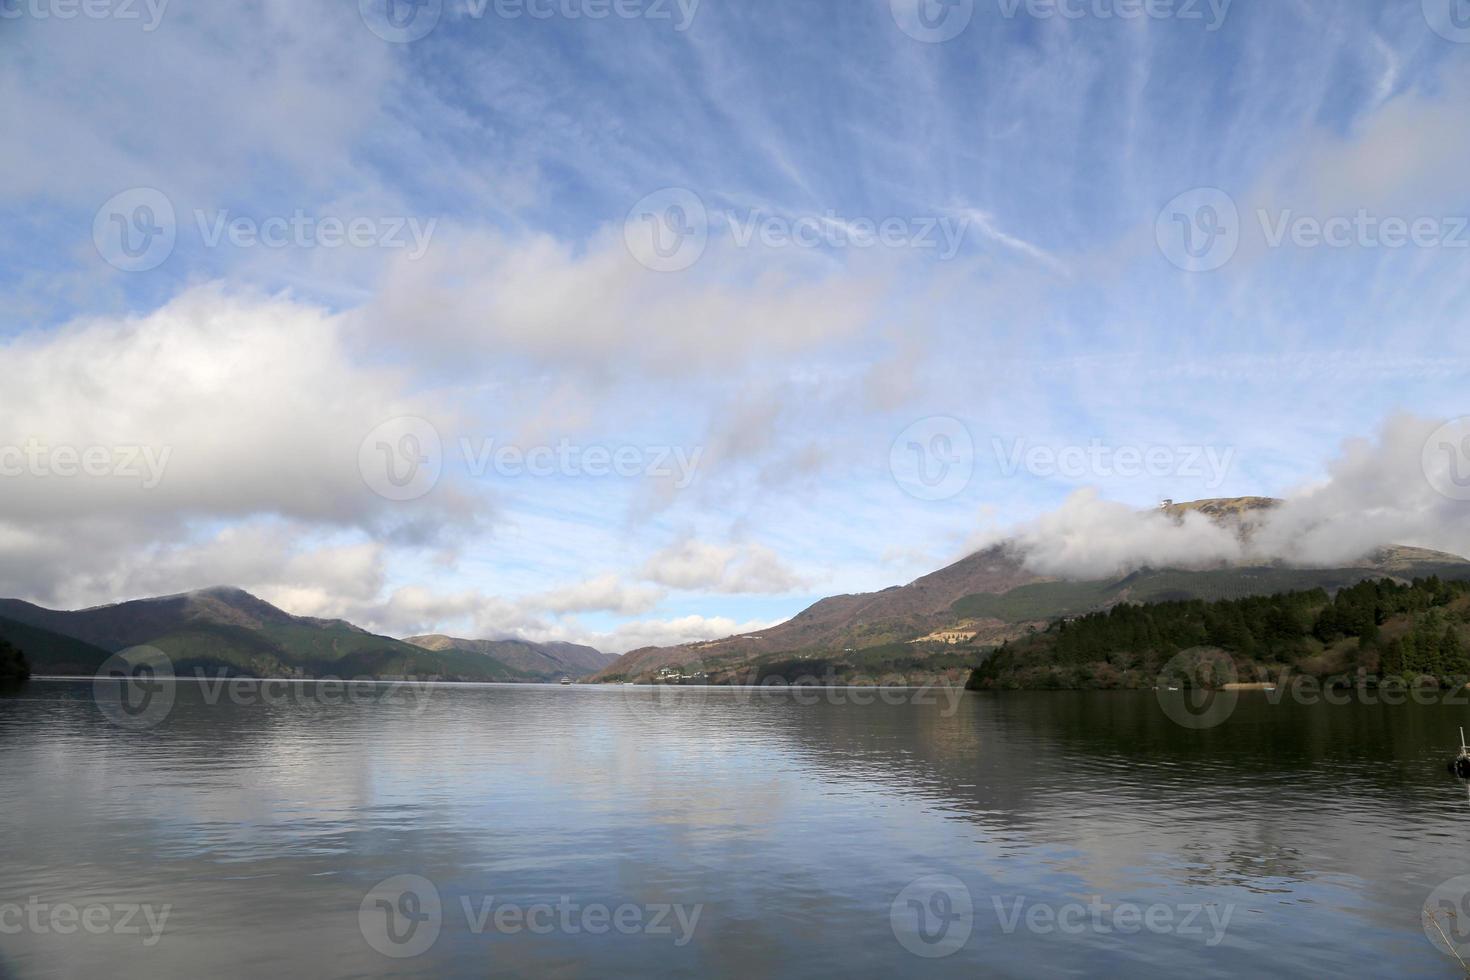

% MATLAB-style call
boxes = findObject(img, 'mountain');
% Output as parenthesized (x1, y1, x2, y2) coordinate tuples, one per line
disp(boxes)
(593, 544, 1042, 682)
(0, 587, 583, 682)
(403, 635, 616, 681)
(593, 497, 1470, 683)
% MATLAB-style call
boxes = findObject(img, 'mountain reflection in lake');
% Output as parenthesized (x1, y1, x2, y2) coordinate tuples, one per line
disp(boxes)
(1, 680, 1466, 978)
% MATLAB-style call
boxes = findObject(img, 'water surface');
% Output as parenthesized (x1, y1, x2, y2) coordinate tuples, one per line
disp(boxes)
(1, 680, 1467, 977)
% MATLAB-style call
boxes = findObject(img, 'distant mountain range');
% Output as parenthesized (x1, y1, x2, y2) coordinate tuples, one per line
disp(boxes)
(402, 634, 613, 679)
(593, 498, 1470, 683)
(0, 587, 614, 682)
(7, 497, 1468, 687)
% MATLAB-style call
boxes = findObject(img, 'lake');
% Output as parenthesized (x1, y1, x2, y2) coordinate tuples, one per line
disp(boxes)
(1, 678, 1468, 977)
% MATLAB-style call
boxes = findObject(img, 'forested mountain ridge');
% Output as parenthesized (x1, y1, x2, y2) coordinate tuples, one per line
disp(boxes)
(970, 577, 1470, 691)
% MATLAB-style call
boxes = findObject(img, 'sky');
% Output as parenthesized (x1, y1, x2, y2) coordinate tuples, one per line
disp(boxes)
(2, 0, 1469, 651)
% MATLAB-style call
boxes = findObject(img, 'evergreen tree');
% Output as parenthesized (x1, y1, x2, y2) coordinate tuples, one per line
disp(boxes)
(0, 638, 29, 683)
(1415, 614, 1444, 677)
(1401, 633, 1420, 675)
(1442, 627, 1469, 678)
(1382, 638, 1406, 676)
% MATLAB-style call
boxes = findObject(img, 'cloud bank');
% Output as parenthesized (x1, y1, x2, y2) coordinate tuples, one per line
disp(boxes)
(1003, 414, 1470, 580)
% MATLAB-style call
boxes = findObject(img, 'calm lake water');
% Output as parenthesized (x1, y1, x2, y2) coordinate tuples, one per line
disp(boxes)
(2, 679, 1468, 977)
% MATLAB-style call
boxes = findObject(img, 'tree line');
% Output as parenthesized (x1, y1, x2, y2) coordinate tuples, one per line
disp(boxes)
(0, 638, 30, 683)
(974, 577, 1470, 690)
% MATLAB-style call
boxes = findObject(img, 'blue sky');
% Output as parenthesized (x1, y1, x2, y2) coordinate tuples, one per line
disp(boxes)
(2, 0, 1469, 649)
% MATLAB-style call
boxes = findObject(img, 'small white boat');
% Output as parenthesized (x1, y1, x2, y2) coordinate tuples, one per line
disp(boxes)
(560, 677, 572, 685)
(1451, 728, 1470, 779)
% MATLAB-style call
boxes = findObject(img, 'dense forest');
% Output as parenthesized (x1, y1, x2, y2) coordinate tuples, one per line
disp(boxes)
(969, 577, 1470, 691)
(0, 637, 31, 683)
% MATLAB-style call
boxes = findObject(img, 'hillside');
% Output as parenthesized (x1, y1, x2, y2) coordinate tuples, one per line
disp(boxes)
(593, 544, 1042, 682)
(0, 588, 553, 682)
(593, 497, 1470, 684)
(0, 615, 113, 674)
(403, 635, 615, 681)
(969, 577, 1470, 690)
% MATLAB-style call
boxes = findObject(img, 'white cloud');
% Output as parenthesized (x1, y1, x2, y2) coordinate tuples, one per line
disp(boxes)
(0, 284, 475, 530)
(1251, 414, 1470, 566)
(537, 573, 665, 616)
(1000, 415, 1470, 580)
(1005, 489, 1246, 579)
(640, 538, 809, 594)
(352, 227, 885, 377)
(0, 285, 490, 610)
